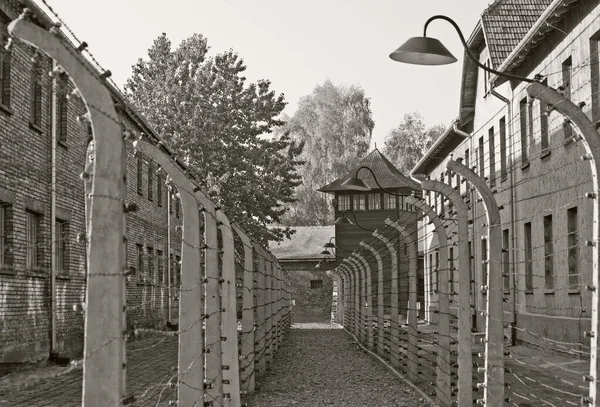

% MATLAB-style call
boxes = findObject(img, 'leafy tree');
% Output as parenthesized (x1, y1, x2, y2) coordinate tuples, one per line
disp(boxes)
(382, 112, 445, 174)
(125, 33, 304, 244)
(276, 80, 374, 226)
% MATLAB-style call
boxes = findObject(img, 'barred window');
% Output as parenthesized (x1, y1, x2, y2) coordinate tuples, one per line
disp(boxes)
(147, 246, 154, 283)
(148, 161, 154, 201)
(0, 204, 8, 266)
(337, 194, 350, 211)
(383, 193, 396, 209)
(157, 174, 163, 207)
(137, 157, 143, 195)
(57, 73, 68, 143)
(157, 249, 164, 284)
(55, 220, 68, 273)
(30, 56, 43, 128)
(0, 13, 12, 108)
(353, 194, 365, 210)
(26, 211, 41, 269)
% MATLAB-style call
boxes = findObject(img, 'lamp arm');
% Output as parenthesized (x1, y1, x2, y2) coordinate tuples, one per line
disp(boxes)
(355, 166, 407, 197)
(424, 15, 534, 84)
(342, 209, 375, 233)
(334, 237, 352, 253)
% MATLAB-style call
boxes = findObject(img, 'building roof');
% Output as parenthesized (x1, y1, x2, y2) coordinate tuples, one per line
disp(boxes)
(482, 0, 553, 69)
(268, 226, 335, 261)
(318, 149, 419, 193)
(411, 123, 468, 176)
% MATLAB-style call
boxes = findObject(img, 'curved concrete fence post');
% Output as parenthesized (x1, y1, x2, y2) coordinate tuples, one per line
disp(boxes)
(373, 229, 400, 369)
(134, 140, 204, 406)
(527, 82, 600, 406)
(362, 242, 385, 357)
(8, 16, 128, 406)
(216, 210, 240, 407)
(264, 252, 275, 366)
(253, 244, 267, 377)
(341, 262, 355, 332)
(232, 225, 255, 393)
(407, 195, 452, 407)
(385, 218, 418, 383)
(348, 256, 365, 340)
(447, 159, 503, 407)
(355, 252, 374, 351)
(422, 178, 473, 406)
(193, 190, 223, 404)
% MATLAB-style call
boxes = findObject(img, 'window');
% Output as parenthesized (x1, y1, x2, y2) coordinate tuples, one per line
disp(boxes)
(435, 251, 440, 293)
(468, 241, 474, 285)
(0, 204, 9, 266)
(483, 59, 491, 94)
(30, 56, 43, 128)
(499, 117, 507, 181)
(147, 246, 154, 283)
(310, 279, 323, 289)
(567, 207, 579, 288)
(520, 98, 529, 164)
(440, 174, 445, 214)
(137, 157, 143, 195)
(449, 247, 454, 297)
(353, 194, 365, 211)
(464, 149, 470, 198)
(563, 57, 573, 139)
(136, 244, 144, 281)
(148, 161, 154, 201)
(56, 73, 68, 143)
(383, 193, 396, 209)
(524, 222, 533, 291)
(157, 249, 164, 285)
(337, 194, 350, 211)
(175, 197, 180, 218)
(368, 193, 380, 210)
(429, 253, 434, 293)
(540, 79, 549, 153)
(502, 229, 510, 291)
(169, 191, 174, 214)
(26, 211, 41, 269)
(478, 136, 484, 178)
(0, 13, 11, 108)
(489, 127, 495, 186)
(544, 215, 554, 289)
(481, 238, 488, 294)
(157, 174, 163, 207)
(175, 254, 181, 288)
(55, 220, 67, 273)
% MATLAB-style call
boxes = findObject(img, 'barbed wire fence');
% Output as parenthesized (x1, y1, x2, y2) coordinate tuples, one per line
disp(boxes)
(1, 5, 294, 407)
(330, 49, 600, 407)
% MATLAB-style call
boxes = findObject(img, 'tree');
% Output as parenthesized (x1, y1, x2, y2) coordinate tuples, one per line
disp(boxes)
(125, 33, 304, 244)
(382, 112, 445, 174)
(276, 80, 374, 226)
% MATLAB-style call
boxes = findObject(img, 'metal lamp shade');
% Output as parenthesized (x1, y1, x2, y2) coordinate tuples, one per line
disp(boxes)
(320, 249, 331, 255)
(340, 177, 370, 191)
(389, 36, 457, 66)
(324, 242, 336, 249)
(334, 216, 353, 225)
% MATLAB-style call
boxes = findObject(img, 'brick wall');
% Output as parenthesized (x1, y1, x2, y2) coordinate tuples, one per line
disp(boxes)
(0, 0, 182, 367)
(282, 260, 333, 323)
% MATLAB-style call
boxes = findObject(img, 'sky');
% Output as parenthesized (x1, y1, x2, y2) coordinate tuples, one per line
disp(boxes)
(41, 0, 491, 148)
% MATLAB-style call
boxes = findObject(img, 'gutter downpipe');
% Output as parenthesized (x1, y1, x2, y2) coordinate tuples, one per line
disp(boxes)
(50, 59, 57, 352)
(491, 88, 518, 346)
(452, 120, 478, 331)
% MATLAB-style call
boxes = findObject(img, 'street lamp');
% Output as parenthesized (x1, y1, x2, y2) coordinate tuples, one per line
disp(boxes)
(324, 237, 351, 253)
(389, 15, 535, 83)
(334, 209, 375, 232)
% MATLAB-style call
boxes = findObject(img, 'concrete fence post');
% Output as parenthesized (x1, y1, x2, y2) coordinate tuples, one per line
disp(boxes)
(253, 245, 267, 377)
(422, 178, 473, 406)
(264, 255, 274, 366)
(232, 225, 255, 393)
(527, 82, 600, 407)
(447, 159, 504, 407)
(373, 230, 400, 369)
(216, 210, 240, 407)
(361, 242, 385, 357)
(385, 219, 418, 383)
(407, 195, 452, 407)
(355, 252, 374, 351)
(193, 193, 223, 405)
(348, 256, 365, 341)
(134, 140, 204, 406)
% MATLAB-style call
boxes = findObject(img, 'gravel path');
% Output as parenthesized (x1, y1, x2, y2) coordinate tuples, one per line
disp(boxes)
(242, 323, 434, 407)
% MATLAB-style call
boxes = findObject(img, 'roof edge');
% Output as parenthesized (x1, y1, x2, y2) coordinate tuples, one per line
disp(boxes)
(489, 0, 566, 84)
(411, 119, 467, 176)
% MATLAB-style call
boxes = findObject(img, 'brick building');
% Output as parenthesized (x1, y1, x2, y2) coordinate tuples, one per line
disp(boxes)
(269, 226, 335, 323)
(0, 0, 182, 367)
(412, 0, 598, 345)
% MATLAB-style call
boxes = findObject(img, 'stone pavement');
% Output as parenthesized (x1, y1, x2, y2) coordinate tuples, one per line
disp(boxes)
(0, 323, 596, 406)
